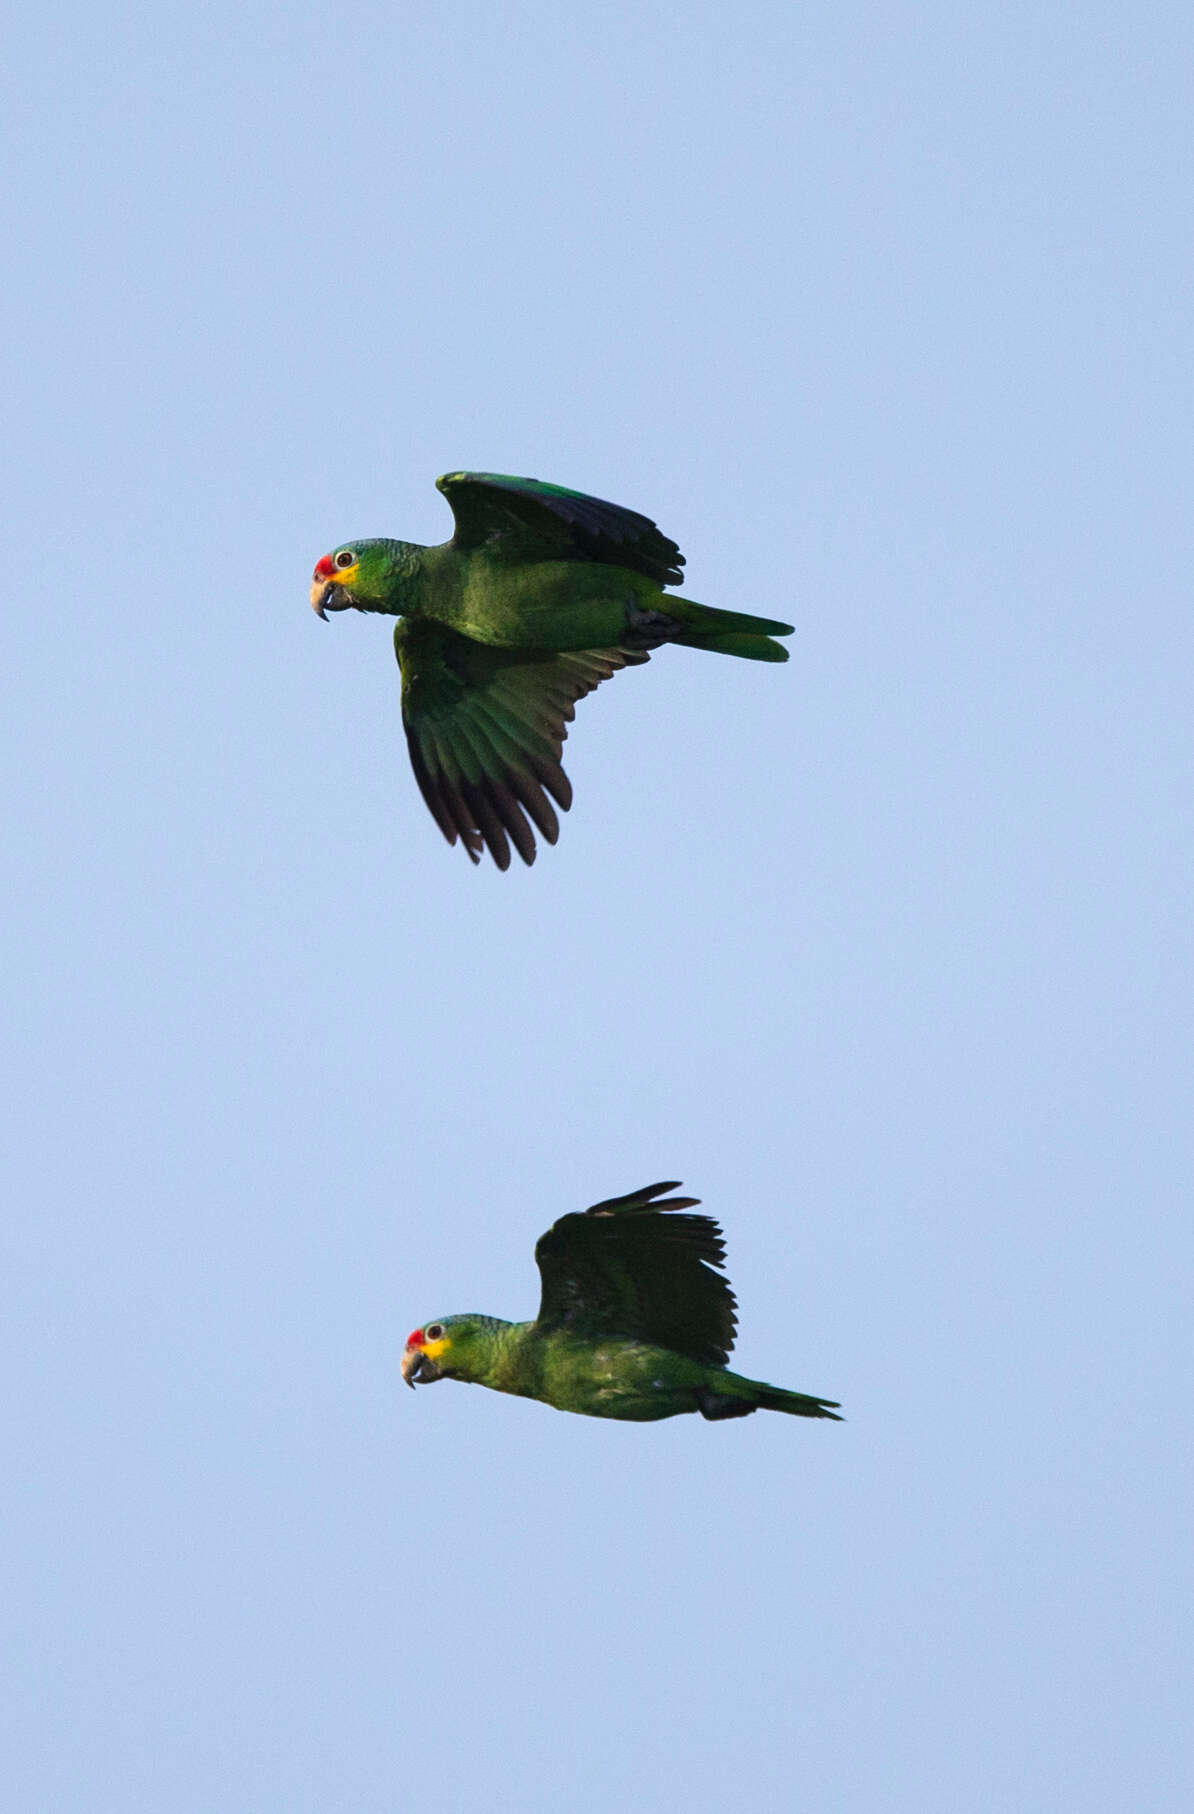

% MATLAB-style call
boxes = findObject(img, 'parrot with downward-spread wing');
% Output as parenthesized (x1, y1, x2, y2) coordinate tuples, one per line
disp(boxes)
(311, 472, 793, 869)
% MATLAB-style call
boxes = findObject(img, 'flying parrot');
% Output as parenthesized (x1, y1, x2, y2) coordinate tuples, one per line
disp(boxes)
(310, 472, 793, 869)
(401, 1181, 841, 1424)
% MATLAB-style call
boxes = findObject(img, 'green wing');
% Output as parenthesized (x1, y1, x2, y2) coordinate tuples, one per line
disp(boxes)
(436, 471, 685, 587)
(395, 619, 648, 870)
(533, 1181, 738, 1365)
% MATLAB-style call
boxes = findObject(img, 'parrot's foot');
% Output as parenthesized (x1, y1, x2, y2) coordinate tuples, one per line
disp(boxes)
(622, 600, 682, 650)
(696, 1388, 757, 1421)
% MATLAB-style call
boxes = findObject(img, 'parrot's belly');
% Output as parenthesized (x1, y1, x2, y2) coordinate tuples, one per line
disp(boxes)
(538, 1338, 703, 1422)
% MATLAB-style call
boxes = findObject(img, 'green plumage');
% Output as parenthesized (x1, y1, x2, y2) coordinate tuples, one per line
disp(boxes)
(401, 1182, 840, 1425)
(311, 473, 794, 869)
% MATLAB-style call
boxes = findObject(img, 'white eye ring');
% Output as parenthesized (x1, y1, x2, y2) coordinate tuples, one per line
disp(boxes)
(335, 550, 356, 569)
(425, 1323, 445, 1341)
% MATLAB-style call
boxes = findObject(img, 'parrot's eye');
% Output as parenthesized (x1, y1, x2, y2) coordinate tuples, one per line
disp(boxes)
(334, 549, 356, 569)
(425, 1323, 445, 1342)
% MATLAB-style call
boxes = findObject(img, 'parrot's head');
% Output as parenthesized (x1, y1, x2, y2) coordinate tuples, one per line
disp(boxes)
(309, 539, 399, 618)
(402, 1313, 509, 1389)
(401, 1316, 462, 1388)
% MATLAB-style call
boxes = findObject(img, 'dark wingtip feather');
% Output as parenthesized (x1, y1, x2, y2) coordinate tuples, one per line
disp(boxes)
(583, 1180, 698, 1215)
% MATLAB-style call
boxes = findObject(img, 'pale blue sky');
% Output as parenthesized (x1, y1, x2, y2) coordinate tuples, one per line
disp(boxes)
(5, 3, 1191, 1809)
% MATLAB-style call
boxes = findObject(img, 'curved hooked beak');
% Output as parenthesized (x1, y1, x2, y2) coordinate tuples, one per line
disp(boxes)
(401, 1345, 443, 1390)
(310, 580, 340, 619)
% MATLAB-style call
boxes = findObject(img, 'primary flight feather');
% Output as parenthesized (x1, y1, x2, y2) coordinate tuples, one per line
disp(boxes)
(311, 472, 793, 869)
(401, 1181, 841, 1425)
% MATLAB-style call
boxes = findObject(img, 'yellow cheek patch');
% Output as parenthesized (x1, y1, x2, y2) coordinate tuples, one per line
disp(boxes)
(420, 1335, 450, 1362)
(329, 562, 360, 588)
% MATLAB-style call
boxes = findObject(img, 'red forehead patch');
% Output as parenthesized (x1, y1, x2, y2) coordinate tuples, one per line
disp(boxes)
(406, 1328, 425, 1348)
(313, 554, 335, 579)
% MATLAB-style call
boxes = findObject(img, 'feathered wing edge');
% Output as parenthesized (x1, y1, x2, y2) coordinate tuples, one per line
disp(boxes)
(533, 1182, 740, 1366)
(396, 624, 649, 870)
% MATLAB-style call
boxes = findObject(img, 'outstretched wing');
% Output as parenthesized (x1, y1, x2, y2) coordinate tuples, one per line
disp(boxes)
(533, 1182, 738, 1365)
(394, 619, 648, 870)
(436, 472, 685, 587)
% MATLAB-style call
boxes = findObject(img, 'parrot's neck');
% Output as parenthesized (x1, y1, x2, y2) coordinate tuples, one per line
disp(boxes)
(355, 539, 426, 615)
(458, 1318, 537, 1393)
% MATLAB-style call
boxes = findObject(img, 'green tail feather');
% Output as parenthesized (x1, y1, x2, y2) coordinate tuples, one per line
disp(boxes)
(682, 632, 789, 662)
(665, 596, 793, 662)
(753, 1384, 842, 1419)
(697, 1376, 842, 1421)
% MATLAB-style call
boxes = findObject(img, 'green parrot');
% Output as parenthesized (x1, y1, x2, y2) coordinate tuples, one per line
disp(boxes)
(400, 1181, 841, 1424)
(311, 472, 793, 870)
